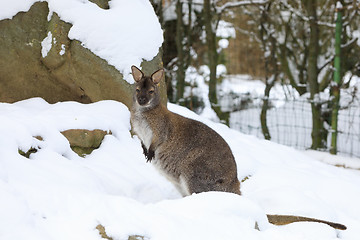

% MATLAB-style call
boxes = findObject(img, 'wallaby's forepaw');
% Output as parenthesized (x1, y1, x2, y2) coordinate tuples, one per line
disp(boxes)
(141, 143, 154, 162)
(146, 149, 155, 163)
(141, 143, 148, 155)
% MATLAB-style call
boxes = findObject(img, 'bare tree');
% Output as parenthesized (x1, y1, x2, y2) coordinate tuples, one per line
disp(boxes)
(240, 0, 360, 149)
(176, 0, 186, 103)
(204, 0, 268, 123)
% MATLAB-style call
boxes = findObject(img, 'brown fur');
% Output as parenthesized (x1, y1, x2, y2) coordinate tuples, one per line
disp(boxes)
(130, 66, 346, 230)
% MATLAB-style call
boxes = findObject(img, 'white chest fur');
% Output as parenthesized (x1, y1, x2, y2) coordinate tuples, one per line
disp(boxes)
(132, 111, 153, 149)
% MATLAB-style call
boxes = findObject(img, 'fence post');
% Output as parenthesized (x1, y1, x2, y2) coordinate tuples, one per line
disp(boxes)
(330, 2, 343, 155)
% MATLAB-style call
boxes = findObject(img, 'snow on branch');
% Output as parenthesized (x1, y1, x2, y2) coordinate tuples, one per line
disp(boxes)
(216, 0, 269, 14)
(279, 0, 336, 28)
(341, 37, 358, 48)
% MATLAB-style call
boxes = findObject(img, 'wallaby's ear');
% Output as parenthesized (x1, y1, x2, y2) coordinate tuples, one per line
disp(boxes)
(131, 65, 144, 82)
(151, 68, 164, 84)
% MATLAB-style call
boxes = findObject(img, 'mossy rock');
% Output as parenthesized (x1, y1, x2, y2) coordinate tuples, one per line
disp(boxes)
(18, 148, 38, 158)
(61, 129, 110, 157)
(89, 0, 110, 9)
(18, 136, 43, 158)
(61, 129, 110, 148)
(96, 224, 146, 240)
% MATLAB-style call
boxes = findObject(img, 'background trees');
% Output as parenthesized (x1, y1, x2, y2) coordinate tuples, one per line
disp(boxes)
(240, 0, 360, 150)
(151, 0, 360, 152)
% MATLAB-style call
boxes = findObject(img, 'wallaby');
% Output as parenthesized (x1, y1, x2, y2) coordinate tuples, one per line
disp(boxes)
(130, 66, 346, 231)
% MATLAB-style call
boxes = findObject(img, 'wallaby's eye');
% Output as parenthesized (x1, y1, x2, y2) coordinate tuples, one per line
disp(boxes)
(149, 90, 154, 94)
(136, 89, 140, 93)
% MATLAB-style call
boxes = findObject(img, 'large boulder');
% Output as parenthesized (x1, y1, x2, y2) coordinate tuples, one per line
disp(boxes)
(0, 1, 166, 108)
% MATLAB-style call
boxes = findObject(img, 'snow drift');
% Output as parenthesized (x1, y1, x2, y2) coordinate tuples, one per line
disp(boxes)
(1, 98, 360, 240)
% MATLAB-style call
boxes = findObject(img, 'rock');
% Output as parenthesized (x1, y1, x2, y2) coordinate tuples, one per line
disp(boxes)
(96, 224, 146, 240)
(61, 129, 110, 148)
(61, 129, 110, 157)
(18, 148, 37, 158)
(89, 0, 110, 9)
(128, 235, 146, 240)
(96, 224, 113, 240)
(18, 136, 43, 158)
(17, 130, 110, 158)
(0, 2, 166, 108)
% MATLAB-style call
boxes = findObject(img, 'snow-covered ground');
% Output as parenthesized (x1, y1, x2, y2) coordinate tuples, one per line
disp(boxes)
(222, 74, 360, 158)
(1, 98, 360, 240)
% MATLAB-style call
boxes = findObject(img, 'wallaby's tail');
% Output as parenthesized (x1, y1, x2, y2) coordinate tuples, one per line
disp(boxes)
(267, 214, 347, 230)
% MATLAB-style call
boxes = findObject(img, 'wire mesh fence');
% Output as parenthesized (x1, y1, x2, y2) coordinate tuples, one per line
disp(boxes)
(225, 95, 360, 158)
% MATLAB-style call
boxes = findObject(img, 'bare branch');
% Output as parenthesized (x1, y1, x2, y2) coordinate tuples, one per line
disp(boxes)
(279, 0, 336, 27)
(216, 0, 269, 14)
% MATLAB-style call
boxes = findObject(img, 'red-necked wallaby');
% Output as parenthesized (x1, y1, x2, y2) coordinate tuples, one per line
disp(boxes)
(130, 66, 346, 230)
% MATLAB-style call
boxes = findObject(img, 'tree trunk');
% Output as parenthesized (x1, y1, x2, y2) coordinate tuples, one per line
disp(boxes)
(204, 0, 218, 105)
(186, 0, 192, 67)
(203, 0, 230, 123)
(304, 0, 326, 149)
(259, 3, 276, 140)
(261, 79, 274, 140)
(175, 0, 185, 103)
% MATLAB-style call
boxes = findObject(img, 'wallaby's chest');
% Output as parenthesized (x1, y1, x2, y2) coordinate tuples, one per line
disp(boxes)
(132, 112, 153, 149)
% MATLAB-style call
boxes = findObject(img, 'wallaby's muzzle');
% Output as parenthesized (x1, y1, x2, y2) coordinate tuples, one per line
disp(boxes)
(137, 96, 148, 105)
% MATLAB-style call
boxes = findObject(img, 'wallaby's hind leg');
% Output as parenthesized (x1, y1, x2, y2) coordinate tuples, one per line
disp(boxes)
(186, 174, 239, 195)
(176, 175, 191, 196)
(185, 161, 241, 195)
(227, 178, 241, 195)
(186, 179, 212, 194)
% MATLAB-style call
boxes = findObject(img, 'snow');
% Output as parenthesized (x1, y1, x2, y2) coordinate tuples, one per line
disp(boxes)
(304, 150, 360, 172)
(0, 0, 36, 20)
(225, 74, 360, 158)
(41, 31, 53, 58)
(218, 38, 230, 49)
(162, 0, 176, 22)
(183, 65, 229, 122)
(1, 0, 163, 83)
(336, 1, 343, 9)
(216, 20, 236, 39)
(163, 0, 205, 22)
(219, 74, 298, 111)
(1, 98, 360, 240)
(2, 1, 360, 239)
(59, 44, 66, 55)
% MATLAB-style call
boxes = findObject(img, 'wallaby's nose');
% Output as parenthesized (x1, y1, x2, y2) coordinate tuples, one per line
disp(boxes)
(138, 97, 147, 105)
